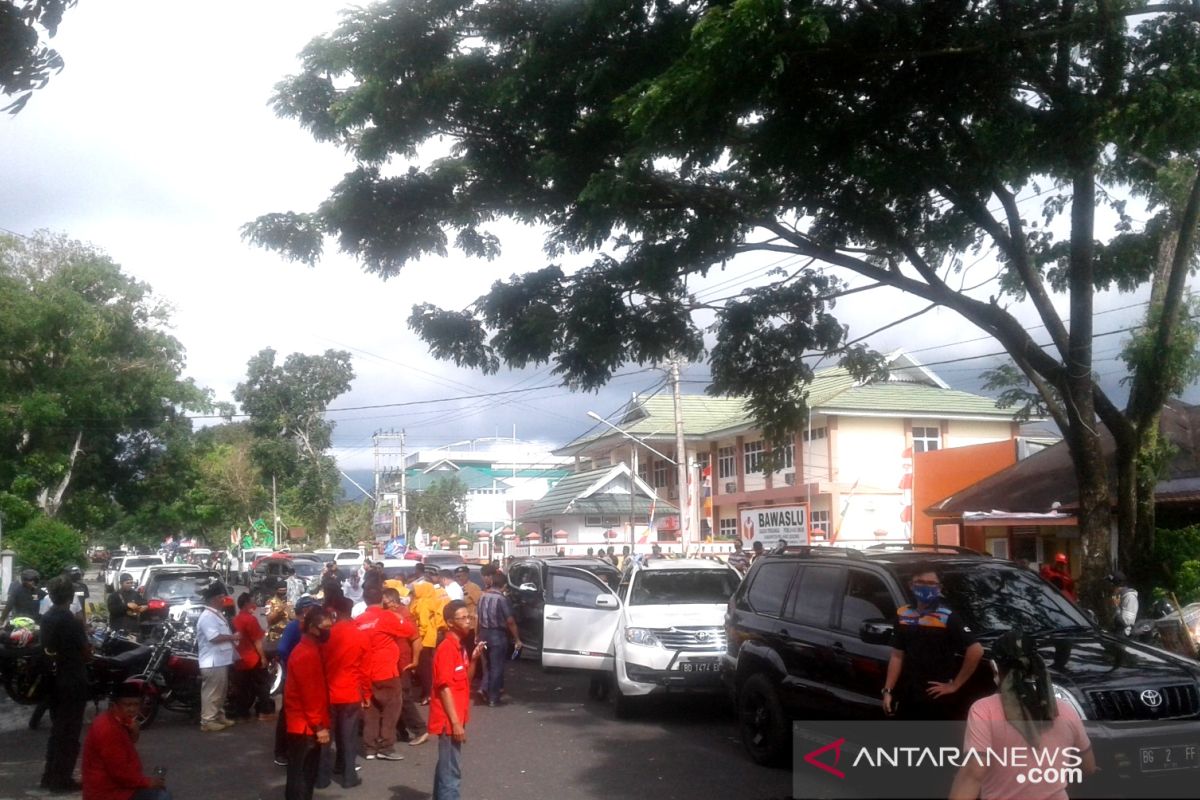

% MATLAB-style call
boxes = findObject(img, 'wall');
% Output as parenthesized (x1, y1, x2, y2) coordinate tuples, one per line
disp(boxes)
(946, 420, 1017, 448)
(834, 416, 908, 490)
(913, 440, 1018, 544)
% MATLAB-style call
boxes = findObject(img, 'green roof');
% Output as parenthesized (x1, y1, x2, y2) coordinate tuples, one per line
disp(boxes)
(401, 465, 570, 492)
(521, 465, 674, 521)
(556, 352, 1013, 455)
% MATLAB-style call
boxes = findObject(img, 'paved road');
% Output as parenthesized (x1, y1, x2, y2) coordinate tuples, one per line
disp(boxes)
(0, 658, 795, 800)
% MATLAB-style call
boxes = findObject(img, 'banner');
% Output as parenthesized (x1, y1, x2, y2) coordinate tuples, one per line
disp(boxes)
(739, 504, 810, 548)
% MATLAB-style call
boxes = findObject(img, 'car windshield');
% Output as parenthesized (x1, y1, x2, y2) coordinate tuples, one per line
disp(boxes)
(383, 566, 420, 581)
(895, 562, 1091, 635)
(125, 557, 162, 568)
(292, 561, 322, 577)
(629, 569, 740, 606)
(149, 574, 217, 602)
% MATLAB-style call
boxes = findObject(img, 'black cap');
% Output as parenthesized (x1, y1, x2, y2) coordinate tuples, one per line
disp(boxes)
(424, 564, 441, 576)
(201, 581, 228, 600)
(453, 565, 469, 575)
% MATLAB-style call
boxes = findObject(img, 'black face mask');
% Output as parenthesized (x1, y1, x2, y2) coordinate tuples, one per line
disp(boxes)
(314, 629, 331, 644)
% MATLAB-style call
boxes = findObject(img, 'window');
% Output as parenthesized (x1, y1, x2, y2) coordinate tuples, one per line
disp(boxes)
(717, 446, 736, 479)
(912, 426, 941, 453)
(653, 460, 669, 488)
(746, 562, 795, 616)
(637, 461, 648, 482)
(719, 518, 738, 538)
(696, 451, 710, 471)
(743, 439, 765, 474)
(547, 569, 611, 609)
(838, 570, 896, 632)
(802, 427, 827, 442)
(810, 510, 830, 535)
(786, 567, 841, 626)
(585, 515, 622, 527)
(775, 442, 795, 471)
(509, 565, 538, 592)
(629, 569, 740, 605)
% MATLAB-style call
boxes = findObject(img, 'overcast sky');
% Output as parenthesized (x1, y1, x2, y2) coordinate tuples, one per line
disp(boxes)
(2, 2, 1190, 472)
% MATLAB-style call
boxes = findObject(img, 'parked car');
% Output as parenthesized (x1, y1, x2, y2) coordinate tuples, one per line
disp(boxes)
(609, 558, 742, 716)
(724, 544, 1200, 780)
(379, 559, 423, 584)
(107, 555, 165, 593)
(313, 548, 365, 571)
(508, 556, 622, 663)
(139, 567, 223, 633)
(406, 551, 466, 570)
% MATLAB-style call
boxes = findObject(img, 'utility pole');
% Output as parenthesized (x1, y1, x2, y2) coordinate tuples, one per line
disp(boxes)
(272, 474, 281, 547)
(670, 359, 690, 554)
(399, 429, 408, 546)
(630, 445, 638, 552)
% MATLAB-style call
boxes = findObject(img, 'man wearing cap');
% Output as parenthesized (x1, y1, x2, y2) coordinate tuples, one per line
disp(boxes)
(195, 583, 239, 732)
(107, 574, 147, 635)
(2, 569, 43, 625)
(81, 681, 171, 800)
(476, 571, 522, 707)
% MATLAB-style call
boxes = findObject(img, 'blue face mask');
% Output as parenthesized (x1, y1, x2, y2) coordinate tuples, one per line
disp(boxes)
(912, 585, 941, 605)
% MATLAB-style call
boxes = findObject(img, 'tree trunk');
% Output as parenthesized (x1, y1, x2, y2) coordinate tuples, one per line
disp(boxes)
(36, 431, 83, 518)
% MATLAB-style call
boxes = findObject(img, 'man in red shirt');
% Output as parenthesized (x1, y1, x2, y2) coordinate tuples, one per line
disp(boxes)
(387, 587, 429, 747)
(317, 595, 371, 789)
(355, 583, 416, 760)
(82, 681, 170, 800)
(230, 592, 275, 720)
(429, 600, 485, 800)
(284, 607, 332, 800)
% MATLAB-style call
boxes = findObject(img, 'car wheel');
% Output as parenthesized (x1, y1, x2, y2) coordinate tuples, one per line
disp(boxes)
(738, 673, 791, 767)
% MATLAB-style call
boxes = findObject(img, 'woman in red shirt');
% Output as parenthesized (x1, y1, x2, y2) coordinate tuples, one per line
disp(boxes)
(82, 681, 170, 800)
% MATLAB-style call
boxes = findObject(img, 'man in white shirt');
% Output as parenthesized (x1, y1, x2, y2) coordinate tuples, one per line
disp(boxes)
(196, 583, 239, 732)
(441, 572, 464, 602)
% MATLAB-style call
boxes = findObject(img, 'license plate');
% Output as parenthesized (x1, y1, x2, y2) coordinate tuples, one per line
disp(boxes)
(1139, 745, 1200, 772)
(678, 659, 718, 673)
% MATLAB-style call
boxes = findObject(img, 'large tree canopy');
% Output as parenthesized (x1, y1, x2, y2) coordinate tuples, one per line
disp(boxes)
(249, 0, 1200, 602)
(0, 232, 207, 533)
(0, 0, 76, 113)
(233, 348, 355, 540)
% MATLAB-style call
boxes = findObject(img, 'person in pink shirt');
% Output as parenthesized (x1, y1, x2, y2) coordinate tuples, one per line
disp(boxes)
(950, 631, 1096, 800)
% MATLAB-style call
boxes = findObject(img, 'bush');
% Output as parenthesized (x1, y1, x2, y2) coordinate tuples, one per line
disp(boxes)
(7, 515, 86, 579)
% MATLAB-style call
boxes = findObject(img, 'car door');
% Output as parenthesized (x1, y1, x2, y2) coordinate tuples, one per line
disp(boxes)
(541, 566, 621, 671)
(508, 564, 544, 649)
(826, 568, 902, 719)
(777, 565, 844, 718)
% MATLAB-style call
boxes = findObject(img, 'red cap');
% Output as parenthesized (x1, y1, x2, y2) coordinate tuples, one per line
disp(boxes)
(1054, 553, 1068, 563)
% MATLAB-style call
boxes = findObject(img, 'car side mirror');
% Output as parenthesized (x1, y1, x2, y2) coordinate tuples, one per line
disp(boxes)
(859, 618, 894, 645)
(595, 595, 618, 609)
(1083, 608, 1098, 626)
(518, 582, 539, 595)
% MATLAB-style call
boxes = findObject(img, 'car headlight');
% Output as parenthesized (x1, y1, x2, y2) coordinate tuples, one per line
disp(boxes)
(625, 627, 661, 647)
(1052, 683, 1088, 720)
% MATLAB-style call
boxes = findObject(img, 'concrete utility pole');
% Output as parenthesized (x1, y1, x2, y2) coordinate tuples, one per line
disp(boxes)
(670, 359, 690, 554)
(399, 429, 408, 544)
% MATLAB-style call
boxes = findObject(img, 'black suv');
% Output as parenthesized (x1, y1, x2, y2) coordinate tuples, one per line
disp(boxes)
(725, 545, 1200, 778)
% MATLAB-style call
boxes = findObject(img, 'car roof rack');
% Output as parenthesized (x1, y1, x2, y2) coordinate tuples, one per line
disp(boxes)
(863, 543, 987, 556)
(767, 545, 866, 560)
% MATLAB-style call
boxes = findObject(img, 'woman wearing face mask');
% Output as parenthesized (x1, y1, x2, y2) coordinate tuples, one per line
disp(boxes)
(950, 631, 1096, 800)
(882, 564, 984, 720)
(81, 680, 171, 800)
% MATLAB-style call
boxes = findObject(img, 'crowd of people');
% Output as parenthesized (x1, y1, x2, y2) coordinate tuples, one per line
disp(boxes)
(186, 558, 519, 800)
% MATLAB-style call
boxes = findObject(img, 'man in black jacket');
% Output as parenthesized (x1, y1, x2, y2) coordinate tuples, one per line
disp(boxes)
(40, 575, 91, 792)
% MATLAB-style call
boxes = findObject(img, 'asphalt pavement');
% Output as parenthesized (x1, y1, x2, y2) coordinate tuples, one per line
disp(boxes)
(0, 655, 795, 800)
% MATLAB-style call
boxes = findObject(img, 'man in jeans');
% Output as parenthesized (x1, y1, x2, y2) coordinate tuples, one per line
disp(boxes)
(475, 572, 522, 706)
(196, 583, 238, 732)
(317, 595, 370, 789)
(355, 584, 415, 761)
(430, 601, 485, 800)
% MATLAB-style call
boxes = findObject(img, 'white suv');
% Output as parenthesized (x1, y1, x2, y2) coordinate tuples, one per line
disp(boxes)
(533, 556, 742, 717)
(611, 558, 742, 716)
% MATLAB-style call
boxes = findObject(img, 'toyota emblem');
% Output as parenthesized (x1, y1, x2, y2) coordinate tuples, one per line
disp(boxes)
(696, 630, 712, 642)
(1140, 689, 1164, 708)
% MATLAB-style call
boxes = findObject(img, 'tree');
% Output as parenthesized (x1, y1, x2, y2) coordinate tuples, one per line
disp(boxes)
(406, 476, 467, 539)
(0, 232, 207, 533)
(8, 514, 85, 578)
(233, 348, 355, 541)
(248, 1, 1200, 607)
(0, 1, 76, 113)
(328, 498, 373, 549)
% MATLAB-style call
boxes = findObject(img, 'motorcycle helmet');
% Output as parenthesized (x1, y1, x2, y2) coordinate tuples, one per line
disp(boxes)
(68, 565, 84, 581)
(1152, 599, 1177, 618)
(9, 628, 34, 647)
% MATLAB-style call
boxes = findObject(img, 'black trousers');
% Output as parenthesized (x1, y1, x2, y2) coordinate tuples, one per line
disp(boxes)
(285, 733, 321, 800)
(397, 670, 426, 738)
(42, 684, 87, 789)
(274, 685, 288, 760)
(317, 703, 362, 788)
(230, 666, 274, 717)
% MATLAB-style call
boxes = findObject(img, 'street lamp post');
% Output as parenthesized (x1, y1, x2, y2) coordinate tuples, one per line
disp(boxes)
(586, 412, 677, 553)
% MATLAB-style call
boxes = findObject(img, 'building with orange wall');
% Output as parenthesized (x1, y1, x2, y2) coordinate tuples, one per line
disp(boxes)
(912, 439, 1020, 546)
